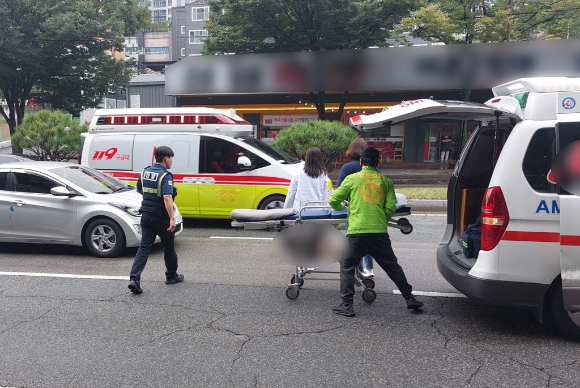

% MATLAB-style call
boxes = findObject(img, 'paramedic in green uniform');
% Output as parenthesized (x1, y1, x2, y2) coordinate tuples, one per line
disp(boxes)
(328, 147, 423, 316)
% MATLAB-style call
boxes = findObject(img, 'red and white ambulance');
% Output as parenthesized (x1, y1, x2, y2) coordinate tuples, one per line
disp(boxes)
(350, 77, 580, 339)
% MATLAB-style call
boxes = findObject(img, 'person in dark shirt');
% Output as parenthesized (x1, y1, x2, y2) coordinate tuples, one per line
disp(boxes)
(337, 138, 375, 279)
(440, 135, 452, 162)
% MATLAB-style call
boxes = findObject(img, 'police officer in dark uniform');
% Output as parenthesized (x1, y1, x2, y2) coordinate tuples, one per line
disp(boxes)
(128, 146, 184, 294)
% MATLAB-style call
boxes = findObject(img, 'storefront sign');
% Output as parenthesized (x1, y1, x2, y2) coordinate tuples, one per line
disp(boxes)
(262, 114, 318, 127)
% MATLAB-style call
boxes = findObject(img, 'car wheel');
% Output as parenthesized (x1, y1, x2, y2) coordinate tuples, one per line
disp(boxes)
(259, 195, 286, 210)
(544, 277, 580, 340)
(84, 218, 125, 258)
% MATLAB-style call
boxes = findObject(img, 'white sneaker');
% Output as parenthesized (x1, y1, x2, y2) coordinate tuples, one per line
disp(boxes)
(361, 268, 374, 279)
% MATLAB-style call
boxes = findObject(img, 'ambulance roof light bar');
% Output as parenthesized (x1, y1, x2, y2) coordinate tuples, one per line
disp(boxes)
(493, 77, 580, 97)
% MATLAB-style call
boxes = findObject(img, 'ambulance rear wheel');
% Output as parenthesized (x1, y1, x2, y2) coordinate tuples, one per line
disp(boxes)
(362, 289, 376, 303)
(259, 195, 286, 210)
(545, 278, 580, 340)
(286, 287, 300, 300)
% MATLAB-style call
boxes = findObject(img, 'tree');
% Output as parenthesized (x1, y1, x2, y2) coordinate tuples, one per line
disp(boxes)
(398, 0, 580, 45)
(272, 120, 358, 172)
(0, 0, 150, 152)
(203, 0, 416, 119)
(396, 0, 580, 101)
(11, 110, 88, 162)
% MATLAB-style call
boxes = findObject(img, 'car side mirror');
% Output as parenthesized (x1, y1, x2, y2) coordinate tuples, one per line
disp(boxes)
(51, 186, 76, 197)
(238, 156, 252, 169)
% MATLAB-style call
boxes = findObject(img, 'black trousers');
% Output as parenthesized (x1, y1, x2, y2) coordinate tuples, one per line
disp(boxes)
(340, 234, 413, 304)
(129, 213, 178, 282)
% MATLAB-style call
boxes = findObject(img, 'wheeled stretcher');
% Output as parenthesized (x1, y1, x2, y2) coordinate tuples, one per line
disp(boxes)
(230, 197, 413, 302)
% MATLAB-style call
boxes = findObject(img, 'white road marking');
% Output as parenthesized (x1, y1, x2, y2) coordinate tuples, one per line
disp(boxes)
(0, 271, 129, 280)
(210, 236, 273, 240)
(393, 290, 467, 298)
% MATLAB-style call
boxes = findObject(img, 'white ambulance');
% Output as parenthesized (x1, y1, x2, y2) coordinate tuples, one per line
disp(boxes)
(80, 107, 306, 219)
(350, 77, 580, 339)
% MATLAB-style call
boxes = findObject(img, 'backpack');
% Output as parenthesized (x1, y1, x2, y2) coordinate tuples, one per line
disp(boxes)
(461, 219, 482, 259)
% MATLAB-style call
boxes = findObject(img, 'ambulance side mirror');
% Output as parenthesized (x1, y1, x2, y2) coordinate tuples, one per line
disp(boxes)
(238, 156, 252, 170)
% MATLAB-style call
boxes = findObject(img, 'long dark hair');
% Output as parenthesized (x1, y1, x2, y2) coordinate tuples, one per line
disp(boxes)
(346, 138, 367, 161)
(304, 147, 326, 178)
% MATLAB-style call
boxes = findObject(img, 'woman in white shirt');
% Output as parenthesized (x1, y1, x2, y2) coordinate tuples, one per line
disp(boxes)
(283, 147, 328, 212)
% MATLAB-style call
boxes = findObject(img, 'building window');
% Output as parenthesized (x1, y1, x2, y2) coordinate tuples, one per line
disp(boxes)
(125, 47, 143, 55)
(153, 9, 167, 23)
(144, 47, 169, 55)
(189, 30, 208, 44)
(181, 47, 185, 56)
(192, 6, 209, 21)
(153, 0, 167, 8)
(181, 25, 185, 34)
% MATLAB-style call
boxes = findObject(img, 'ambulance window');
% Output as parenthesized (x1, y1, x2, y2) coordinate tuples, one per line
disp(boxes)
(522, 127, 556, 193)
(555, 122, 580, 195)
(0, 172, 7, 191)
(556, 122, 580, 149)
(201, 137, 268, 173)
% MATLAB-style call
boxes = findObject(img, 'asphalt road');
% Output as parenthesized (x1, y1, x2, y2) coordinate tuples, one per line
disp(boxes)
(1, 214, 579, 388)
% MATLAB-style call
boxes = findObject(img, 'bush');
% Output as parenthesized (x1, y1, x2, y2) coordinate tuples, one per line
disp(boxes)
(12, 110, 88, 161)
(272, 120, 357, 172)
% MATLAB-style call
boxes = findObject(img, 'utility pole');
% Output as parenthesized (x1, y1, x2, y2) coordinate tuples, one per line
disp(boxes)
(506, 0, 514, 41)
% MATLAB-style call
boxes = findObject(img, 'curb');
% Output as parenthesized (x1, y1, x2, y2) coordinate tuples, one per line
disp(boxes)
(408, 199, 447, 212)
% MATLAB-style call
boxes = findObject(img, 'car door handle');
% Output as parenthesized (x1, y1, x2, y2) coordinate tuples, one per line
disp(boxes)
(12, 200, 25, 206)
(198, 178, 215, 185)
(182, 177, 198, 184)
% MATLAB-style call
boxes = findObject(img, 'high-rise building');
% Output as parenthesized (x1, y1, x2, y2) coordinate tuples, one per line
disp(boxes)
(125, 0, 209, 71)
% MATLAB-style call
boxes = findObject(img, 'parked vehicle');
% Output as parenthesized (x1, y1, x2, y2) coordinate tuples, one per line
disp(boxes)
(0, 162, 183, 258)
(0, 154, 35, 164)
(350, 77, 580, 339)
(80, 108, 319, 219)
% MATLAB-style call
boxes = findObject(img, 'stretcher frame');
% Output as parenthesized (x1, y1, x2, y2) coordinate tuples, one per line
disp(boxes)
(230, 201, 413, 301)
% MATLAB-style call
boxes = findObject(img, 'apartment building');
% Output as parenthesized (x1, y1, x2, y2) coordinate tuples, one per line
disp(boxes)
(171, 0, 210, 59)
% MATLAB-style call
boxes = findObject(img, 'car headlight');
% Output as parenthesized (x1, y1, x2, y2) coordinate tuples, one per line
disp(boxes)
(110, 202, 141, 217)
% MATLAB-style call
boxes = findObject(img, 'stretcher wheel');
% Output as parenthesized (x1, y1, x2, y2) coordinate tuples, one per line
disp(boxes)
(397, 218, 413, 235)
(362, 289, 376, 303)
(362, 278, 375, 289)
(286, 287, 300, 300)
(290, 275, 304, 288)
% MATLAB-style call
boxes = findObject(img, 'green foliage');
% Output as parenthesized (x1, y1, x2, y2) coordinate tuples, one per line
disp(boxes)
(0, 0, 149, 138)
(397, 0, 580, 44)
(203, 0, 415, 54)
(12, 110, 88, 161)
(272, 120, 357, 172)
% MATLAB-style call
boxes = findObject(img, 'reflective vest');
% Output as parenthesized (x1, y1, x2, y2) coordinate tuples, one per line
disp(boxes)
(139, 165, 171, 219)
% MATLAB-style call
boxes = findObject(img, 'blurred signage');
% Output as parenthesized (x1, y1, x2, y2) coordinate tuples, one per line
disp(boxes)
(262, 114, 318, 127)
(166, 39, 580, 95)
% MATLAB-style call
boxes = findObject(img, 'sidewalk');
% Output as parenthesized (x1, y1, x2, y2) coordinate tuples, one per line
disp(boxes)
(329, 163, 454, 186)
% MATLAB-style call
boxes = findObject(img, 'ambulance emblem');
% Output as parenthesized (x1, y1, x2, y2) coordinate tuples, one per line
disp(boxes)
(562, 97, 576, 110)
(214, 188, 243, 203)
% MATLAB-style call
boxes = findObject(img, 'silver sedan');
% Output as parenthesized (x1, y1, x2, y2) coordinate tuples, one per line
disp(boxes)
(0, 162, 183, 257)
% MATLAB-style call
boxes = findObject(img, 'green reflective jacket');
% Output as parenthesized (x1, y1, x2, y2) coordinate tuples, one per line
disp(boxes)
(328, 166, 396, 235)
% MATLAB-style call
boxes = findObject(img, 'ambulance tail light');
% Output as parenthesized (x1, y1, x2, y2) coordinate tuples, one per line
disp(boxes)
(481, 186, 510, 251)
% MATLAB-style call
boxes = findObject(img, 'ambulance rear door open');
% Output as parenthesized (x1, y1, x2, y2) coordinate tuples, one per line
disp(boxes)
(349, 99, 522, 131)
(556, 120, 580, 321)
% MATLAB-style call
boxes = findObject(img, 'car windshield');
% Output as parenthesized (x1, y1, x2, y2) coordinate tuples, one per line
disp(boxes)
(50, 166, 129, 194)
(238, 137, 300, 163)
